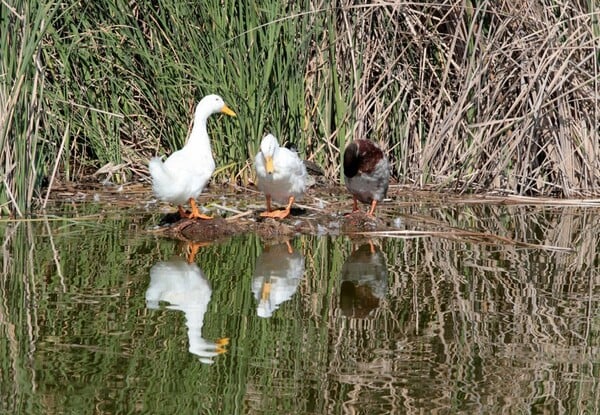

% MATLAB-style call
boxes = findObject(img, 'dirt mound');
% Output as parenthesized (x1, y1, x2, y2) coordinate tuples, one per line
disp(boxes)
(152, 209, 388, 243)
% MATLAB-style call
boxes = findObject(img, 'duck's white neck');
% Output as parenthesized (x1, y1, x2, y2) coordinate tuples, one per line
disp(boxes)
(187, 115, 212, 152)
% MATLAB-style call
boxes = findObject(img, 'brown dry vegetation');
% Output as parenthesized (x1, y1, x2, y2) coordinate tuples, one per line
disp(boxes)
(305, 1, 600, 196)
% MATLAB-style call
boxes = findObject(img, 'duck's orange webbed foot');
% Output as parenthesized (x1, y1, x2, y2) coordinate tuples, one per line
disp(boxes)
(260, 208, 291, 219)
(367, 200, 378, 216)
(215, 337, 229, 355)
(260, 196, 294, 219)
(344, 196, 361, 216)
(188, 198, 213, 220)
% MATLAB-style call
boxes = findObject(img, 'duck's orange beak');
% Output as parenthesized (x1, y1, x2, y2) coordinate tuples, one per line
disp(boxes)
(220, 105, 236, 117)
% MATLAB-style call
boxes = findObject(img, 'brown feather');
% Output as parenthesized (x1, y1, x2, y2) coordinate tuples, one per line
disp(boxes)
(343, 139, 383, 178)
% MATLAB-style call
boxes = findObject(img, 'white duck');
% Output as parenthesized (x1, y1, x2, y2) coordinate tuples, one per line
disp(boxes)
(149, 94, 236, 219)
(343, 139, 390, 216)
(145, 255, 228, 364)
(254, 133, 308, 219)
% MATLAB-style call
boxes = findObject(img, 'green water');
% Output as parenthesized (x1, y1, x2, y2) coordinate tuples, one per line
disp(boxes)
(1, 204, 599, 414)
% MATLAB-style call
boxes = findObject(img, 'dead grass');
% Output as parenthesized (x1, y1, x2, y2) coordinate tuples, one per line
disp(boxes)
(304, 0, 599, 196)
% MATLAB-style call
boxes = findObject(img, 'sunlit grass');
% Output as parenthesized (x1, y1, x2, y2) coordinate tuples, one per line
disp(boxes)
(1, 1, 59, 216)
(1, 1, 599, 216)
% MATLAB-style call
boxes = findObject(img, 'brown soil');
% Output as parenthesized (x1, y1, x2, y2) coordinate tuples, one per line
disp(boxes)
(152, 207, 387, 243)
(47, 180, 399, 243)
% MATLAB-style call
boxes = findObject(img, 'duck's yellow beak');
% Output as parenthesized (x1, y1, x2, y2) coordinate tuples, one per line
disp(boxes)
(261, 279, 272, 301)
(221, 105, 236, 117)
(265, 156, 274, 174)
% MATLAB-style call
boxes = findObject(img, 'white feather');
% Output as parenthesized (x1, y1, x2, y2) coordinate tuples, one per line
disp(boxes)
(254, 134, 308, 205)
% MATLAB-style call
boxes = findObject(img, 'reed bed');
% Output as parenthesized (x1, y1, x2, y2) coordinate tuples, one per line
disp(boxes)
(1, 0, 599, 215)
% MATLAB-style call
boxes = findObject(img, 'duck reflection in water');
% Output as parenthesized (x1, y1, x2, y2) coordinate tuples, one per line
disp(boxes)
(340, 241, 388, 318)
(252, 240, 304, 318)
(145, 243, 228, 364)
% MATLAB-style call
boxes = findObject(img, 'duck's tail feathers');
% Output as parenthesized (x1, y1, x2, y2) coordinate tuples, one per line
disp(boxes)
(148, 157, 171, 189)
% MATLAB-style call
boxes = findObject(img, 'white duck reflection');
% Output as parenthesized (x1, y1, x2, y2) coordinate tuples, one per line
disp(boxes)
(252, 240, 304, 318)
(145, 252, 228, 364)
(340, 241, 388, 318)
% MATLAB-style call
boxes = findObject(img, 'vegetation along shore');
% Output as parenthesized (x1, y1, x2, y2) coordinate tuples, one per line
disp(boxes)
(1, 1, 599, 216)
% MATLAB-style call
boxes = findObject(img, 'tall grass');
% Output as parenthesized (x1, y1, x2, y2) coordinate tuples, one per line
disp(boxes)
(1, 0, 599, 215)
(1, 1, 59, 216)
(314, 0, 600, 195)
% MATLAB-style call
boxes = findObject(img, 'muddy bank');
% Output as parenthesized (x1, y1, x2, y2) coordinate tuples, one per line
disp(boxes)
(47, 181, 597, 248)
(152, 208, 389, 243)
(46, 180, 402, 242)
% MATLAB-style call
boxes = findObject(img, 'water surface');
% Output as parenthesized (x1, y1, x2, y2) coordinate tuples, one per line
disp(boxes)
(1, 202, 599, 414)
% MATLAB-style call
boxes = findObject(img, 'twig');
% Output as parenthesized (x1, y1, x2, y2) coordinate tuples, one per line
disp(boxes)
(351, 229, 575, 252)
(43, 124, 69, 209)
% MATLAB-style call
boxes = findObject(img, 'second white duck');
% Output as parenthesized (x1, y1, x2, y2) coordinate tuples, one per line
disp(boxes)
(254, 133, 308, 219)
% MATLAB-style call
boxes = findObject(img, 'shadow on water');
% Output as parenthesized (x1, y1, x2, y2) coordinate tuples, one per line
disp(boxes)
(1, 202, 599, 414)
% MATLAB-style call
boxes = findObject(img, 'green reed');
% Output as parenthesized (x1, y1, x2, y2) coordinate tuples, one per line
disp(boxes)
(1, 1, 598, 216)
(1, 1, 59, 216)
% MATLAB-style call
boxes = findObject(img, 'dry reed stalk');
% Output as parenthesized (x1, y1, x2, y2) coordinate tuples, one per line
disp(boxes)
(304, 0, 599, 196)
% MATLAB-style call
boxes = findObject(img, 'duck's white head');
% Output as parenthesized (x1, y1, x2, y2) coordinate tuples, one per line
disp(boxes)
(260, 133, 280, 174)
(195, 94, 236, 119)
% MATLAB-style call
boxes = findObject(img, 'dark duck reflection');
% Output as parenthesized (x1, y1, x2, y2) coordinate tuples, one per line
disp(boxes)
(252, 240, 304, 318)
(145, 249, 228, 364)
(340, 242, 388, 318)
